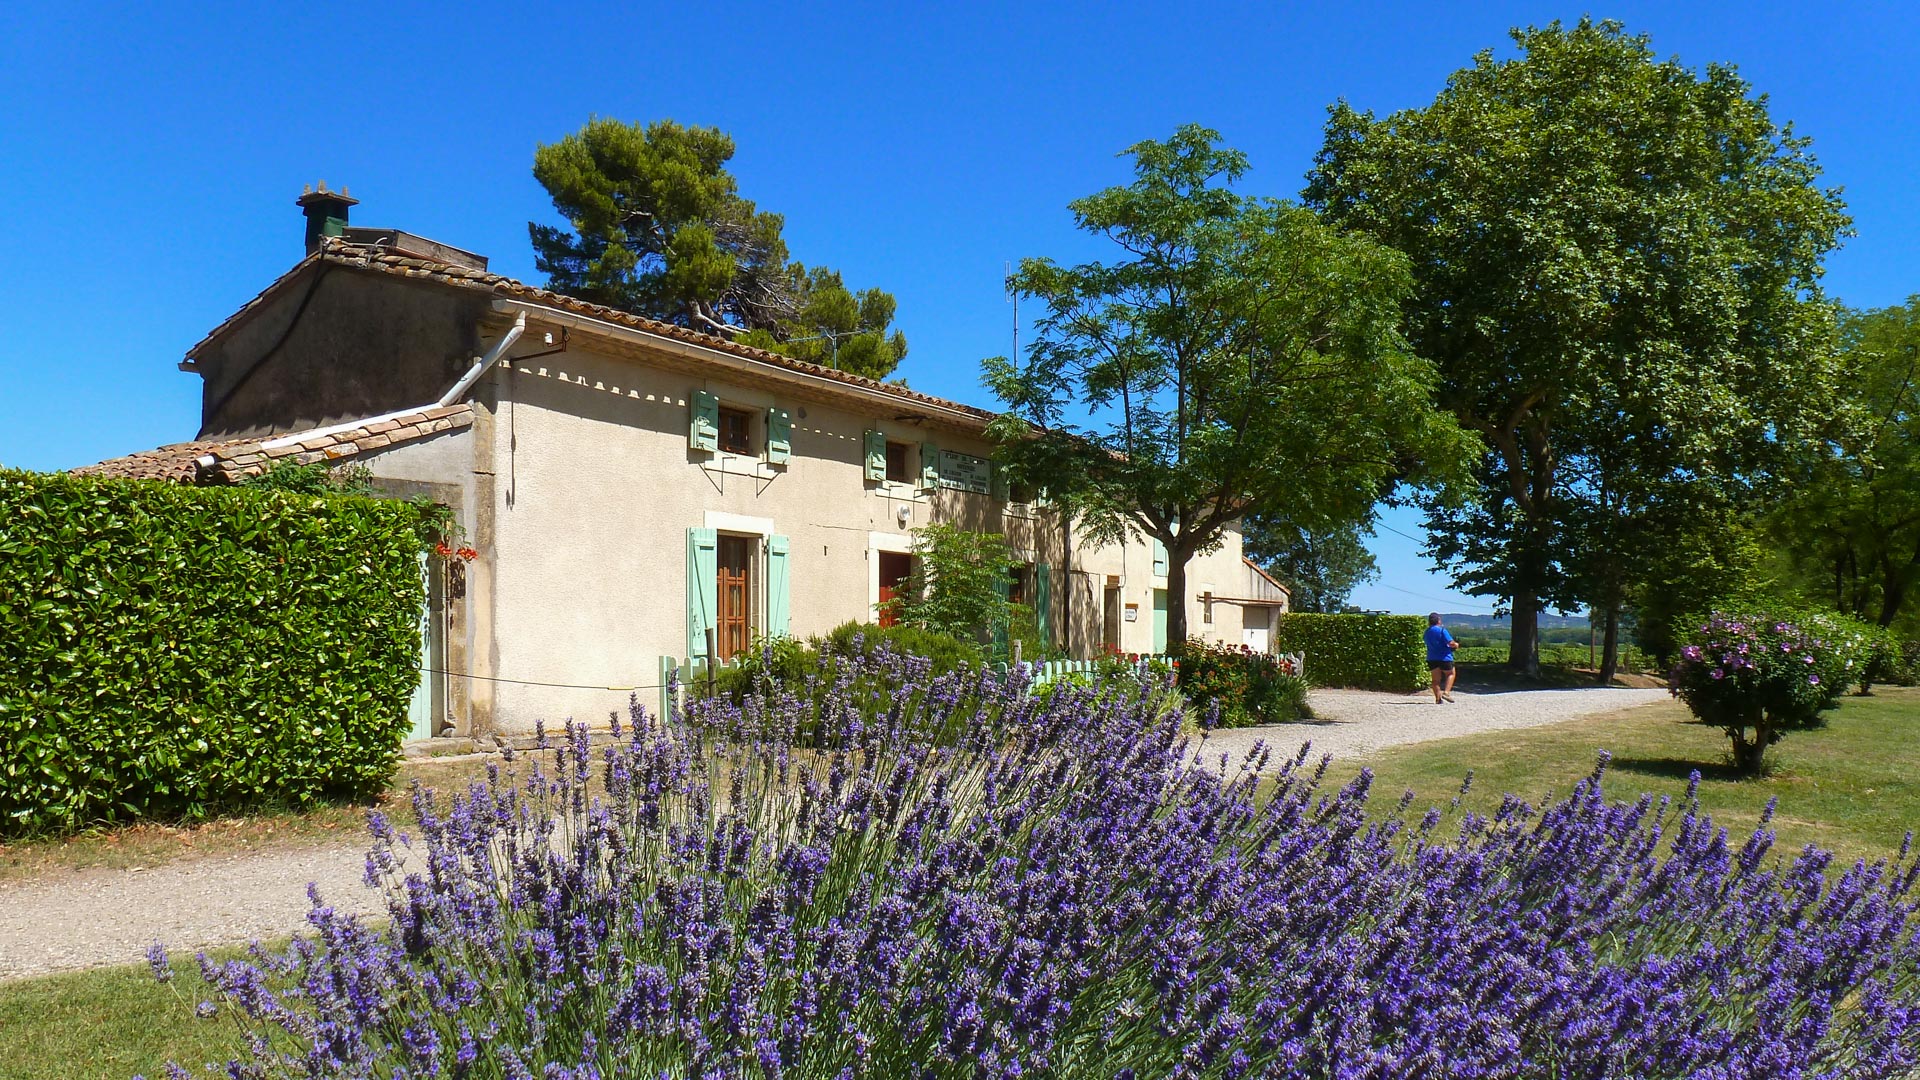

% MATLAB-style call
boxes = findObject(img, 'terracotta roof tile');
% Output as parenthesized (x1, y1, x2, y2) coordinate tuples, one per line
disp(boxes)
(189, 240, 998, 428)
(75, 405, 473, 485)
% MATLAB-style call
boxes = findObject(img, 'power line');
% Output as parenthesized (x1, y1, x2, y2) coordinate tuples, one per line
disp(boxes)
(1367, 582, 1499, 614)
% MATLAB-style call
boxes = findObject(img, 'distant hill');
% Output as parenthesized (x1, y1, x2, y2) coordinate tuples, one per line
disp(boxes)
(1435, 612, 1590, 631)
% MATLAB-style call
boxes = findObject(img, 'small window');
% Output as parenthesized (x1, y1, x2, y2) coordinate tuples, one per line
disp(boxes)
(885, 441, 912, 483)
(717, 407, 752, 455)
(1008, 564, 1032, 607)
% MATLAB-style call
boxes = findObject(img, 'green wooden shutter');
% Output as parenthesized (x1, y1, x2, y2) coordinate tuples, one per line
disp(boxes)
(1035, 562, 1052, 647)
(991, 461, 1010, 502)
(992, 570, 1011, 656)
(766, 407, 792, 464)
(863, 430, 887, 481)
(687, 528, 718, 659)
(690, 391, 719, 452)
(766, 534, 791, 637)
(1151, 538, 1169, 577)
(920, 440, 941, 492)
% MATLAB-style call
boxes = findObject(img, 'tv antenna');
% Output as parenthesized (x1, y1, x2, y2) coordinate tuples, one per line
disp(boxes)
(1005, 261, 1019, 361)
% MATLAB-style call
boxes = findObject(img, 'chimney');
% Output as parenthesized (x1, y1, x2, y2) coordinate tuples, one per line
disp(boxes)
(296, 182, 359, 254)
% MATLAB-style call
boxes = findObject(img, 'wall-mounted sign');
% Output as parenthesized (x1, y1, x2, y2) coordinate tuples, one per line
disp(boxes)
(1124, 603, 1140, 622)
(937, 449, 992, 494)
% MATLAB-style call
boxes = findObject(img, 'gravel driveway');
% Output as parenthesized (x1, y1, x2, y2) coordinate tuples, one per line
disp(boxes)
(1189, 685, 1672, 772)
(1, 685, 1668, 982)
(0, 843, 381, 981)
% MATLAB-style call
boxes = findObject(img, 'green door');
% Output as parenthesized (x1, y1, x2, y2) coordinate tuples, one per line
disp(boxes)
(1151, 588, 1169, 654)
(405, 553, 439, 740)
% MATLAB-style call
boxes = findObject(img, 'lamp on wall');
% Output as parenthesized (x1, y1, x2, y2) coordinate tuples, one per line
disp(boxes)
(897, 505, 912, 526)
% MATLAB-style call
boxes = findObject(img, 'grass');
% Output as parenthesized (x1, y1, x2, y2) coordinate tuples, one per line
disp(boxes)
(0, 951, 248, 1080)
(1321, 686, 1920, 865)
(0, 756, 490, 885)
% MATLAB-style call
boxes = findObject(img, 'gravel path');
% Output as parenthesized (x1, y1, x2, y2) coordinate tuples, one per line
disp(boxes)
(1, 686, 1668, 982)
(0, 844, 381, 981)
(1190, 685, 1672, 771)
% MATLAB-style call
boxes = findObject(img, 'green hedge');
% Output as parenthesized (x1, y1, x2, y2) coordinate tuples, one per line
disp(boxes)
(1273, 613, 1427, 692)
(0, 470, 427, 835)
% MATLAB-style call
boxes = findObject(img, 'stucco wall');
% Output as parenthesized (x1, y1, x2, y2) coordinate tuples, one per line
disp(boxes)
(193, 266, 487, 439)
(468, 332, 1254, 734)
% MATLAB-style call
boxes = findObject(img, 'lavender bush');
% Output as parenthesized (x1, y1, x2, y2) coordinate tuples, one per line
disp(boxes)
(155, 651, 1920, 1078)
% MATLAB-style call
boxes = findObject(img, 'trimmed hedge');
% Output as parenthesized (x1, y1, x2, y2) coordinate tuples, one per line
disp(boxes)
(0, 470, 427, 835)
(1273, 613, 1427, 692)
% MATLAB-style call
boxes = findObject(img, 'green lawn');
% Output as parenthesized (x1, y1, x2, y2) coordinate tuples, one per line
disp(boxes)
(0, 953, 246, 1080)
(1321, 686, 1920, 865)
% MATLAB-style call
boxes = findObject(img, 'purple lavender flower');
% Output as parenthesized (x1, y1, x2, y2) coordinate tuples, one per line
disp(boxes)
(151, 651, 1920, 1079)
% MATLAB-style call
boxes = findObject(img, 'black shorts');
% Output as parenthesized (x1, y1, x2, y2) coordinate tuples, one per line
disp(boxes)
(1429, 660, 1454, 672)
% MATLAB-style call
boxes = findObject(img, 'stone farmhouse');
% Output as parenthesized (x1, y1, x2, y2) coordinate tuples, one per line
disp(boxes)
(82, 189, 1288, 738)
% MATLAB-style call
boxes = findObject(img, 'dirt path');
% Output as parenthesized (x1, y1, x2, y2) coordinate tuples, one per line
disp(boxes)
(1, 686, 1670, 982)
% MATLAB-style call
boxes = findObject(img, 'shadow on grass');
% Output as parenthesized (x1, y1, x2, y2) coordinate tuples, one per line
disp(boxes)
(1453, 662, 1666, 695)
(1609, 756, 1750, 784)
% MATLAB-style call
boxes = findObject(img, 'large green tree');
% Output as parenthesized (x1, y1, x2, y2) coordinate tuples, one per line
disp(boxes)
(985, 125, 1469, 644)
(1773, 301, 1920, 630)
(1306, 19, 1850, 674)
(1243, 515, 1379, 614)
(530, 118, 907, 380)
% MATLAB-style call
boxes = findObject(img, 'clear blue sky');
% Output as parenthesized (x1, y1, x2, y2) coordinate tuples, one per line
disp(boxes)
(3, 1, 1915, 615)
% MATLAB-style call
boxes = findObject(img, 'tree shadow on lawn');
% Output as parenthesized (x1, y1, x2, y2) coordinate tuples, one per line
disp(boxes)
(1608, 755, 1749, 784)
(1452, 662, 1667, 695)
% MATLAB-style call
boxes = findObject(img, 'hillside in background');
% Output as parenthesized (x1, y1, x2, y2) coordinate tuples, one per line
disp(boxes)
(1437, 612, 1591, 631)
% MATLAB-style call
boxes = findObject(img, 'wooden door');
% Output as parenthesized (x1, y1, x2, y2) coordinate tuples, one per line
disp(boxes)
(878, 551, 912, 627)
(717, 535, 754, 661)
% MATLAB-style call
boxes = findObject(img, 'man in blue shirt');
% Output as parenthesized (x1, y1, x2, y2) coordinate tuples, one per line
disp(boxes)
(1425, 613, 1458, 704)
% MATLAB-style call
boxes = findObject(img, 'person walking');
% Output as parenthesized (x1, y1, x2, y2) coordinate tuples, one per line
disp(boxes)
(1425, 613, 1458, 704)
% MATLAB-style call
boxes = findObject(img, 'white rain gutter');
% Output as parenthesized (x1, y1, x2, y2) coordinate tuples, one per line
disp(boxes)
(253, 312, 527, 451)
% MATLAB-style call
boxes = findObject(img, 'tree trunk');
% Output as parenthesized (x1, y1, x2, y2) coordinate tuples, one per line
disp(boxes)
(1729, 728, 1767, 778)
(1508, 591, 1541, 676)
(1598, 600, 1621, 685)
(1166, 549, 1189, 646)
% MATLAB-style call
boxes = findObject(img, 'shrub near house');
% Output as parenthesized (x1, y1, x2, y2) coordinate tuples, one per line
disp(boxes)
(0, 470, 428, 834)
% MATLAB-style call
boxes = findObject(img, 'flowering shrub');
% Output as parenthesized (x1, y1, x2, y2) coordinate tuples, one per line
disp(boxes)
(1669, 610, 1870, 776)
(1168, 638, 1309, 726)
(155, 651, 1920, 1078)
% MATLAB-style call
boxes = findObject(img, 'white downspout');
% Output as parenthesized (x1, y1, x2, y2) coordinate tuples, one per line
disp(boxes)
(438, 310, 526, 408)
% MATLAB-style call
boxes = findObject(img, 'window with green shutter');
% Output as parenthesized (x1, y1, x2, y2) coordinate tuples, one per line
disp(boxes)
(919, 440, 941, 492)
(863, 430, 887, 481)
(1035, 562, 1052, 646)
(687, 528, 718, 659)
(689, 391, 720, 452)
(1151, 537, 1169, 577)
(766, 534, 791, 636)
(766, 407, 792, 464)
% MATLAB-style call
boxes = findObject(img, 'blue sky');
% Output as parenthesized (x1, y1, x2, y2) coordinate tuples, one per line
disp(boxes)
(3, 1, 1915, 615)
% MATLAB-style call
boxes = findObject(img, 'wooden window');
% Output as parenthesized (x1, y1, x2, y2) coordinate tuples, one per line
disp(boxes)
(885, 441, 912, 483)
(717, 407, 753, 455)
(1008, 564, 1032, 607)
(878, 551, 913, 627)
(716, 535, 754, 661)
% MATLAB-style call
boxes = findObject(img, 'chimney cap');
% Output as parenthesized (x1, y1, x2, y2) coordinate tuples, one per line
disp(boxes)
(296, 182, 359, 208)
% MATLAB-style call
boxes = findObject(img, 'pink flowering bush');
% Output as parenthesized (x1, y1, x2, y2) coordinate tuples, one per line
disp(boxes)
(1669, 610, 1869, 775)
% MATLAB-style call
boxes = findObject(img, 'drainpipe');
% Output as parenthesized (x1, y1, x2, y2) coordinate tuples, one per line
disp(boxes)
(439, 311, 526, 408)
